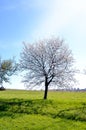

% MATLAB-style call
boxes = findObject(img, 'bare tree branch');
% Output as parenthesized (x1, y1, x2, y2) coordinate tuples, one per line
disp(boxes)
(20, 37, 76, 99)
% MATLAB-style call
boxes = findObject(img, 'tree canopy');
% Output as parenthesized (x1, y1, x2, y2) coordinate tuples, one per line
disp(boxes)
(0, 58, 18, 87)
(20, 37, 76, 99)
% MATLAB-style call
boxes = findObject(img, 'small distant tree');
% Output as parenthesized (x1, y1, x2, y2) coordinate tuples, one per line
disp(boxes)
(0, 58, 18, 89)
(20, 37, 76, 99)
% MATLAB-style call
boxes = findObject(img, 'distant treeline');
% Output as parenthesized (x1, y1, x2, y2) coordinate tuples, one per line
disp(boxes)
(55, 88, 86, 92)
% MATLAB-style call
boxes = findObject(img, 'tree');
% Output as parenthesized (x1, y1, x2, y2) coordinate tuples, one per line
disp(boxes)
(0, 58, 18, 88)
(20, 37, 76, 99)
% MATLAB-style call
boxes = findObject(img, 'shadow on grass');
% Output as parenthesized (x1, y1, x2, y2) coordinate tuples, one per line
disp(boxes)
(54, 105, 86, 121)
(0, 98, 86, 122)
(0, 98, 53, 118)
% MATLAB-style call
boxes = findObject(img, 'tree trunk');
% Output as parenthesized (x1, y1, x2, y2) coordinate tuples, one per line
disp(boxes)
(44, 76, 48, 99)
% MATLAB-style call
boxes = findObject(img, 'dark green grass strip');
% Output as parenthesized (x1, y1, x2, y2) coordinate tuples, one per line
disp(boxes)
(0, 98, 86, 122)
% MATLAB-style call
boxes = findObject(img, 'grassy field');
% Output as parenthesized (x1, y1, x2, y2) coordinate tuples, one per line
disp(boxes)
(0, 90, 86, 130)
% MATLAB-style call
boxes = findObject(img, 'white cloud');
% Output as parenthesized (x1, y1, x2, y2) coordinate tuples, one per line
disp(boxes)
(32, 0, 86, 39)
(76, 73, 86, 89)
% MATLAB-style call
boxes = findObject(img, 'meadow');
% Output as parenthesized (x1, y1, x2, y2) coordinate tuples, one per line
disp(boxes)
(0, 90, 86, 130)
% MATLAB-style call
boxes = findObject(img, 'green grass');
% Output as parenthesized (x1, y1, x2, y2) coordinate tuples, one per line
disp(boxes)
(0, 90, 86, 129)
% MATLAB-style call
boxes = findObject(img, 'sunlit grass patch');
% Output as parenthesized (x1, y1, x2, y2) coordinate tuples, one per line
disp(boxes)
(0, 90, 86, 129)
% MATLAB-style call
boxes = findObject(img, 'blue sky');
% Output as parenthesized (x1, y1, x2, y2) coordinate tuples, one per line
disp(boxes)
(0, 0, 86, 89)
